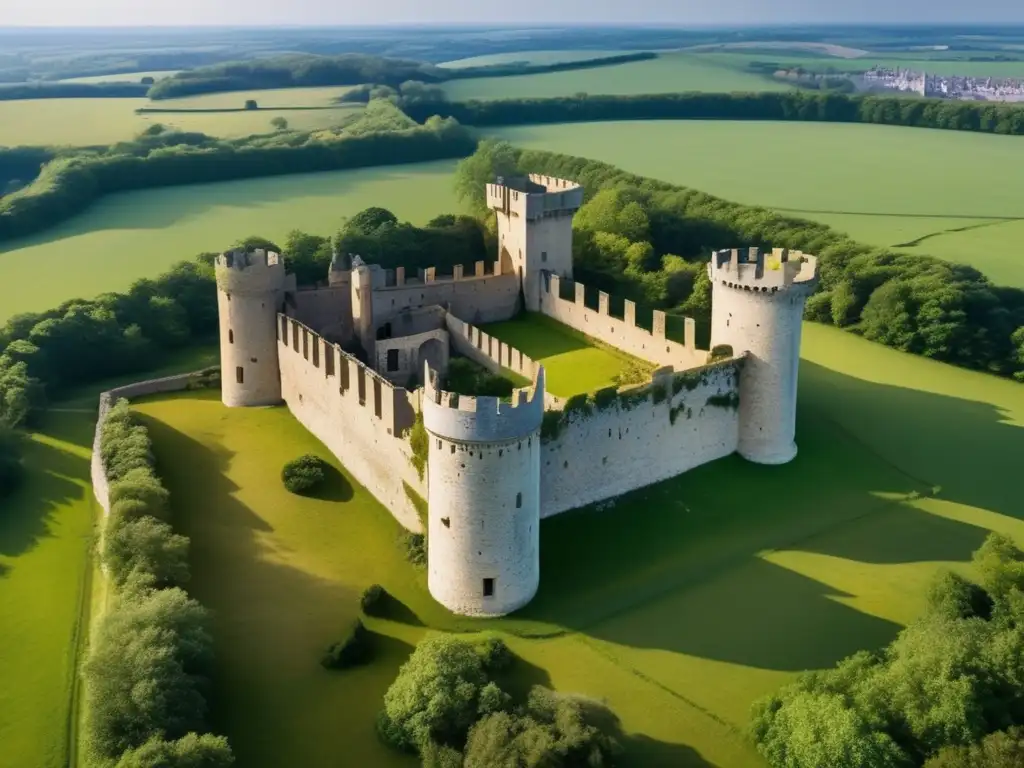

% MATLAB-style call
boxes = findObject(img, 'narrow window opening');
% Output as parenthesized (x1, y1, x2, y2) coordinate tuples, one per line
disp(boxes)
(483, 578, 495, 598)
(387, 349, 400, 372)
(250, 357, 257, 363)
(228, 329, 234, 344)
(441, 517, 450, 529)
(450, 445, 455, 454)
(236, 366, 244, 384)
(541, 251, 548, 262)
(516, 493, 522, 509)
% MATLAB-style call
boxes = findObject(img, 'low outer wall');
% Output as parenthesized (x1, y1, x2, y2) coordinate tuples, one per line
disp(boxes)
(445, 314, 537, 380)
(540, 362, 741, 518)
(91, 371, 212, 514)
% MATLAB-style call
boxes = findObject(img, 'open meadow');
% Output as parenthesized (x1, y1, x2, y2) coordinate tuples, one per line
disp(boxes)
(130, 321, 1024, 767)
(0, 86, 360, 147)
(0, 159, 460, 323)
(56, 70, 180, 84)
(492, 120, 1024, 287)
(439, 52, 791, 101)
(0, 346, 217, 768)
(439, 50, 648, 68)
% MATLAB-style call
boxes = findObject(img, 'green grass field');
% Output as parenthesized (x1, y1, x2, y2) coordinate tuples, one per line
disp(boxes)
(0, 159, 460, 323)
(697, 50, 1024, 79)
(438, 50, 648, 69)
(57, 70, 181, 84)
(0, 87, 361, 147)
(482, 313, 647, 397)
(439, 52, 791, 101)
(491, 121, 1024, 287)
(0, 345, 217, 768)
(130, 320, 1024, 768)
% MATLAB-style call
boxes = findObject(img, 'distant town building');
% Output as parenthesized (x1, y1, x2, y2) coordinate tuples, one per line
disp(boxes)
(861, 67, 1024, 102)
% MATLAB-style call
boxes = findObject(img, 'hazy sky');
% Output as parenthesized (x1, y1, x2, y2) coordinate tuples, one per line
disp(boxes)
(3, 0, 1024, 27)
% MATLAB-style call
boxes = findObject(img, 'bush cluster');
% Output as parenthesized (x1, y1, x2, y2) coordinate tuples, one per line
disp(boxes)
(321, 619, 374, 670)
(86, 400, 233, 765)
(378, 634, 621, 766)
(455, 140, 1024, 383)
(751, 533, 1024, 767)
(281, 454, 328, 495)
(361, 584, 388, 617)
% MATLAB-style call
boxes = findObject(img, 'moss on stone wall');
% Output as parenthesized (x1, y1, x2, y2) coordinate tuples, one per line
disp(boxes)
(706, 392, 740, 410)
(408, 412, 429, 481)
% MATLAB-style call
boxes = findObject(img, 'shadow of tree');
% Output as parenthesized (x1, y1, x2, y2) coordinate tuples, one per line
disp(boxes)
(315, 462, 355, 503)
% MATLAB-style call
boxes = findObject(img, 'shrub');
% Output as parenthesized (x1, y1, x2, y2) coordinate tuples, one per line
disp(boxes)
(281, 454, 327, 495)
(476, 635, 513, 673)
(113, 733, 234, 767)
(402, 531, 427, 567)
(321, 619, 374, 669)
(105, 515, 190, 589)
(109, 467, 170, 520)
(710, 344, 733, 361)
(361, 584, 388, 616)
(409, 413, 429, 480)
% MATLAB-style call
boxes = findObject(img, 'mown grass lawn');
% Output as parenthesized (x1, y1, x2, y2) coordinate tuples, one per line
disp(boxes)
(0, 344, 218, 768)
(132, 321, 1024, 767)
(482, 313, 646, 397)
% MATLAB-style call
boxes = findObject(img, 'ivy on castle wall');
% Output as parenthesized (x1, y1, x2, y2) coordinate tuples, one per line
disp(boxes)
(408, 412, 429, 480)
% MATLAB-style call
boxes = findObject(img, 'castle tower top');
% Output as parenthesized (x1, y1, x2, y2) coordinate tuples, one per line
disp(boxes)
(421, 362, 545, 444)
(215, 248, 287, 295)
(708, 247, 819, 294)
(486, 174, 584, 221)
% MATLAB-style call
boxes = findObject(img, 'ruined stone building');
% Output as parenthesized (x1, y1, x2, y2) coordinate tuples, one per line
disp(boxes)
(215, 175, 819, 618)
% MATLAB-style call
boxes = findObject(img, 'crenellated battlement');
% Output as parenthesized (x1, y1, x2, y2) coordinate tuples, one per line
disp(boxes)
(422, 361, 545, 444)
(486, 174, 584, 221)
(708, 247, 819, 294)
(216, 248, 287, 295)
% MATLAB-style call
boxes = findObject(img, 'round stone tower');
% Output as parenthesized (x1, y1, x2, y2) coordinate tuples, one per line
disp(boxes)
(216, 249, 288, 408)
(421, 363, 546, 617)
(708, 247, 819, 465)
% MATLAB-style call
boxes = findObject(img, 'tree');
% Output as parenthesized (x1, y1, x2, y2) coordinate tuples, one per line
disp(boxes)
(924, 728, 1024, 767)
(342, 207, 398, 236)
(378, 634, 491, 751)
(281, 454, 328, 495)
(104, 514, 190, 588)
(283, 230, 332, 286)
(244, 99, 258, 110)
(140, 77, 156, 86)
(1012, 327, 1024, 382)
(232, 235, 280, 253)
(113, 733, 234, 767)
(270, 116, 288, 131)
(454, 140, 521, 213)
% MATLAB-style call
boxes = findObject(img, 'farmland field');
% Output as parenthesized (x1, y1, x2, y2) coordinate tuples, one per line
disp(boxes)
(696, 50, 1024, 79)
(439, 52, 791, 101)
(483, 313, 646, 397)
(438, 49, 647, 68)
(491, 120, 1024, 287)
(132, 321, 1024, 768)
(0, 159, 460, 323)
(57, 70, 180, 84)
(0, 86, 361, 147)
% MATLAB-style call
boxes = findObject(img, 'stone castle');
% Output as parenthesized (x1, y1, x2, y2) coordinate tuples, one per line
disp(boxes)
(214, 174, 819, 618)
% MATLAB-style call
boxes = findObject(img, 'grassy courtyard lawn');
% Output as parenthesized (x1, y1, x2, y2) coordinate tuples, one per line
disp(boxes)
(0, 159, 460, 324)
(133, 321, 1024, 767)
(439, 52, 790, 101)
(492, 121, 1024, 287)
(482, 313, 648, 397)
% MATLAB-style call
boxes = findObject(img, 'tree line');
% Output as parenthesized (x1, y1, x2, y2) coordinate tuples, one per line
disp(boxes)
(0, 81, 149, 101)
(752, 533, 1024, 767)
(86, 399, 234, 766)
(145, 51, 659, 101)
(455, 141, 1024, 381)
(0, 101, 474, 243)
(402, 90, 1024, 136)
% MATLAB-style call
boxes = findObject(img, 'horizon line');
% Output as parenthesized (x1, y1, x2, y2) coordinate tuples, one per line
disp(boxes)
(3, 21, 1024, 30)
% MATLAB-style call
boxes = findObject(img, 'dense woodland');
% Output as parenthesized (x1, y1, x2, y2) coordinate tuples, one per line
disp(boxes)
(0, 101, 473, 242)
(752, 534, 1024, 767)
(0, 81, 149, 100)
(403, 90, 1024, 136)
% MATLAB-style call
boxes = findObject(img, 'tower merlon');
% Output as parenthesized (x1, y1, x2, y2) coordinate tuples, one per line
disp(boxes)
(422, 361, 545, 443)
(708, 247, 819, 294)
(486, 174, 584, 221)
(215, 248, 288, 294)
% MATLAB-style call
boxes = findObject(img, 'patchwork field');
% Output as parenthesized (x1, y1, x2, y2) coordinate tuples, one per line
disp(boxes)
(0, 86, 360, 147)
(57, 70, 180, 84)
(439, 50, 647, 69)
(439, 52, 791, 101)
(483, 313, 646, 397)
(491, 120, 1024, 287)
(132, 322, 1024, 768)
(0, 159, 460, 323)
(0, 345, 217, 768)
